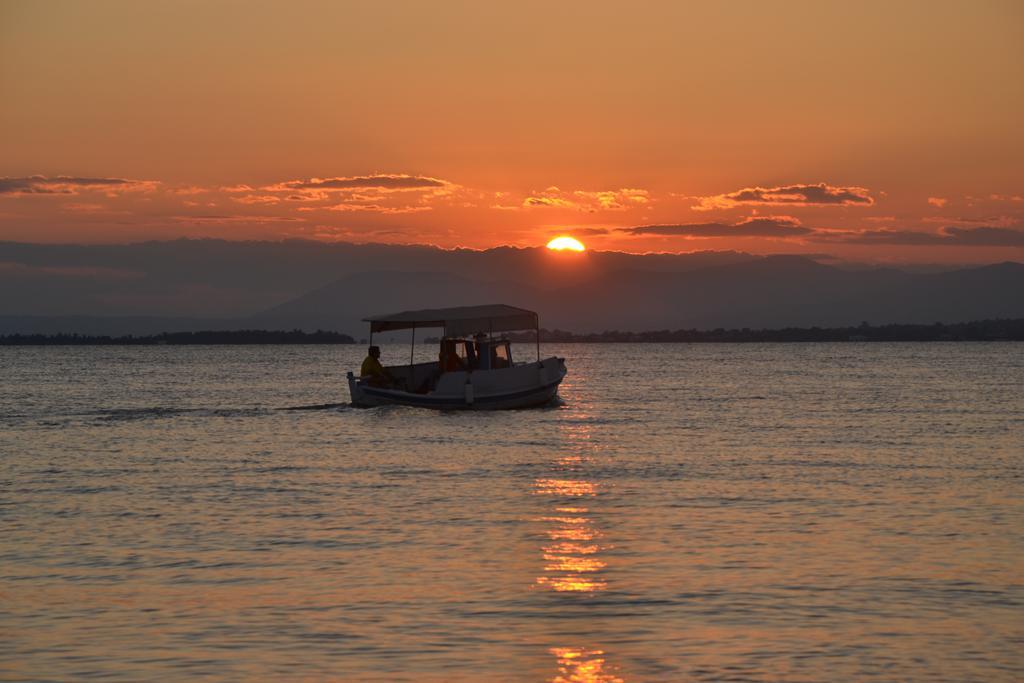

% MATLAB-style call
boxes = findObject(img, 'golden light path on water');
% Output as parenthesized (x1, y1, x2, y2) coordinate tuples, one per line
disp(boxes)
(534, 478, 606, 594)
(550, 647, 624, 683)
(535, 405, 624, 682)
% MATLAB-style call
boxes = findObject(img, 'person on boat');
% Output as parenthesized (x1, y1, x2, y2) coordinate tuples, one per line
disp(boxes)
(470, 333, 487, 370)
(361, 346, 394, 387)
(438, 339, 465, 373)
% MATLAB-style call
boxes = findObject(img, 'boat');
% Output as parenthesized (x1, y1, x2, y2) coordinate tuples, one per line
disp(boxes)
(347, 304, 567, 409)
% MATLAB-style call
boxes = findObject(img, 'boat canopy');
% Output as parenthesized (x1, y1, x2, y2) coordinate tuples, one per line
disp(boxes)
(363, 304, 538, 337)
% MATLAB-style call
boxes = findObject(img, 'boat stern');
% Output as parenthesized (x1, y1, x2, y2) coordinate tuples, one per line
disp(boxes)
(346, 371, 365, 407)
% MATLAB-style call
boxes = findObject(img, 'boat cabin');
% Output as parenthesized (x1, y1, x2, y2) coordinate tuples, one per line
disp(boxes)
(440, 336, 514, 372)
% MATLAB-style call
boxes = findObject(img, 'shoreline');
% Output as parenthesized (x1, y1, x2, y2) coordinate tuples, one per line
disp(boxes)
(2, 318, 1021, 345)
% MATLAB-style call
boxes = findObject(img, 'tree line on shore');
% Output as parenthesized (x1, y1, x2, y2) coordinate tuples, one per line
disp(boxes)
(0, 329, 356, 345)
(1, 319, 1021, 345)
(511, 318, 1024, 343)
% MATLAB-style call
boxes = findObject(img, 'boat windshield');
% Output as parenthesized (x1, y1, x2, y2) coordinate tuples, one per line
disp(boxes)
(492, 341, 512, 368)
(439, 337, 514, 371)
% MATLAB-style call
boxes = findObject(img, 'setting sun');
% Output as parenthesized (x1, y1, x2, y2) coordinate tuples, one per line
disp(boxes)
(546, 236, 586, 252)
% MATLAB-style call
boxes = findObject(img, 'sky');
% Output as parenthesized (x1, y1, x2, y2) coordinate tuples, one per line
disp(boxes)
(1, 0, 1023, 263)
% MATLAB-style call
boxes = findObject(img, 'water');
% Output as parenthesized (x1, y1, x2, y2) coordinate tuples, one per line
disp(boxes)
(2, 343, 1022, 681)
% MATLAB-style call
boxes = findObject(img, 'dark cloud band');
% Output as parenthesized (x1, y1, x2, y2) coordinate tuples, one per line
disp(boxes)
(698, 183, 874, 209)
(0, 175, 154, 195)
(272, 175, 449, 191)
(621, 217, 812, 237)
(812, 226, 1024, 247)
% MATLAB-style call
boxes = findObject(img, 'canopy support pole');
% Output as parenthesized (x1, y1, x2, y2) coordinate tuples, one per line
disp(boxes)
(535, 316, 540, 362)
(410, 324, 416, 369)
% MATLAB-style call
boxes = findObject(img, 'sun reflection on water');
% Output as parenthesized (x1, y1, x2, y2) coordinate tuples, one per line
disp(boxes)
(550, 647, 624, 683)
(533, 476, 608, 593)
(534, 411, 624, 679)
(535, 478, 597, 497)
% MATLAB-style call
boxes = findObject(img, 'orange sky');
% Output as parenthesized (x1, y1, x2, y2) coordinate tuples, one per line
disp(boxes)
(1, 0, 1022, 263)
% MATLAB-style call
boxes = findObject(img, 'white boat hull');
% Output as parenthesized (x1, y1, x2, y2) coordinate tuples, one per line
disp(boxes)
(348, 357, 566, 410)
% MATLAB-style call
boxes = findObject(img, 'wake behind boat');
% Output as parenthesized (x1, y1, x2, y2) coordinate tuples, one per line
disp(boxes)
(347, 304, 567, 410)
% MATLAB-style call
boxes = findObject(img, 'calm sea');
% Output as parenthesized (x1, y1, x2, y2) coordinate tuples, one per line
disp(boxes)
(1, 343, 1022, 681)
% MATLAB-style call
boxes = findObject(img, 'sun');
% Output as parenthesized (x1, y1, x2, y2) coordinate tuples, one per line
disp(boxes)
(546, 236, 586, 252)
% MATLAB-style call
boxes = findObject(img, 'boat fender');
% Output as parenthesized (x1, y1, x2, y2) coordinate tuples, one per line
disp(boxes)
(465, 376, 474, 405)
(537, 361, 545, 383)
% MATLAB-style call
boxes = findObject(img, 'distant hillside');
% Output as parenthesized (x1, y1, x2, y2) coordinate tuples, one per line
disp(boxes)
(0, 239, 1021, 335)
(0, 239, 752, 317)
(246, 258, 1024, 334)
(541, 259, 1024, 331)
(243, 270, 539, 335)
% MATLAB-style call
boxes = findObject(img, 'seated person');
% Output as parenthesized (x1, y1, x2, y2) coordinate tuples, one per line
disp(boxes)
(438, 339, 466, 373)
(360, 345, 394, 387)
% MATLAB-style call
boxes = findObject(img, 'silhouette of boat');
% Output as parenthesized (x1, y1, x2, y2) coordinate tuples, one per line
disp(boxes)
(347, 304, 567, 409)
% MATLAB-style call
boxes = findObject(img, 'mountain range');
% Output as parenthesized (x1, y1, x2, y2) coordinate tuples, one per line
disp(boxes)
(1, 240, 1022, 336)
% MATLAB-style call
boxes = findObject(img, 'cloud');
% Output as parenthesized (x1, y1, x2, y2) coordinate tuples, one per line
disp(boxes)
(284, 224, 429, 242)
(62, 203, 106, 213)
(251, 173, 461, 213)
(0, 175, 158, 196)
(311, 203, 433, 214)
(811, 226, 1024, 246)
(943, 226, 1024, 245)
(231, 194, 283, 205)
(695, 183, 874, 210)
(267, 174, 451, 193)
(170, 186, 208, 196)
(573, 188, 650, 210)
(927, 197, 948, 208)
(566, 227, 612, 236)
(523, 187, 651, 211)
(619, 216, 812, 238)
(922, 214, 1019, 227)
(171, 214, 304, 224)
(523, 193, 578, 209)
